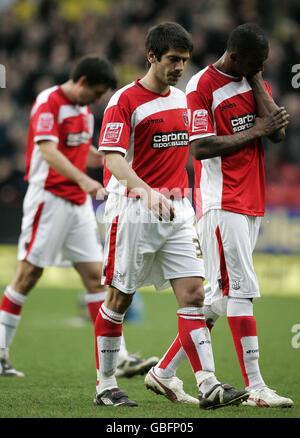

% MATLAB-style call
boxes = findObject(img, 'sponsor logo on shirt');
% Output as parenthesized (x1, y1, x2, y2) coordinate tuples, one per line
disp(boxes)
(66, 131, 90, 146)
(230, 112, 256, 133)
(192, 109, 208, 131)
(102, 122, 124, 143)
(151, 131, 189, 149)
(142, 118, 164, 126)
(220, 103, 237, 112)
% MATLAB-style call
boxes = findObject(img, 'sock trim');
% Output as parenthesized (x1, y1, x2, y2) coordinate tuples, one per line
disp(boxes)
(5, 286, 27, 306)
(100, 304, 124, 325)
(85, 291, 107, 303)
(177, 307, 205, 320)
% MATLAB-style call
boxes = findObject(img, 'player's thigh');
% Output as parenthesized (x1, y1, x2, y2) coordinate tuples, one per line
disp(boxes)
(74, 261, 105, 293)
(64, 196, 103, 264)
(248, 215, 261, 251)
(102, 194, 168, 293)
(102, 210, 156, 293)
(199, 209, 259, 299)
(155, 200, 205, 306)
(18, 186, 71, 267)
(159, 200, 205, 283)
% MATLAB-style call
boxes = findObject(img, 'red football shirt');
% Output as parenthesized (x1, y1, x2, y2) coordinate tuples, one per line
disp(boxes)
(25, 85, 94, 205)
(186, 64, 271, 218)
(98, 79, 190, 198)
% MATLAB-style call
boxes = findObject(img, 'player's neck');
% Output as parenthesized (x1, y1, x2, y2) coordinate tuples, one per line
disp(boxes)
(139, 72, 170, 96)
(60, 80, 78, 104)
(214, 53, 239, 78)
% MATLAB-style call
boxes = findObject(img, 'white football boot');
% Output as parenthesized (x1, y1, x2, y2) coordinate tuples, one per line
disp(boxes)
(115, 354, 159, 377)
(144, 367, 199, 404)
(0, 358, 24, 377)
(242, 386, 294, 407)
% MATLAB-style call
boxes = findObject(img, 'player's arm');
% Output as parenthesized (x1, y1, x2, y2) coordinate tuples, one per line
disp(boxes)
(105, 151, 174, 221)
(38, 140, 103, 197)
(250, 72, 289, 143)
(86, 145, 105, 168)
(190, 107, 289, 160)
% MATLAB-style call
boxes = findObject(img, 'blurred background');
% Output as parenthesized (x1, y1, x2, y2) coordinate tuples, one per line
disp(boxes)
(0, 0, 299, 261)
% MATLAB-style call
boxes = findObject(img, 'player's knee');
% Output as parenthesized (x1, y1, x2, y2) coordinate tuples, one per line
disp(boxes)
(84, 270, 103, 293)
(12, 263, 43, 294)
(183, 283, 205, 307)
(105, 286, 134, 314)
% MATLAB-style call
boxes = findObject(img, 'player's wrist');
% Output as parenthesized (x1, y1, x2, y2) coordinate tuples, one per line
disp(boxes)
(129, 185, 152, 200)
(76, 173, 89, 186)
(248, 125, 263, 140)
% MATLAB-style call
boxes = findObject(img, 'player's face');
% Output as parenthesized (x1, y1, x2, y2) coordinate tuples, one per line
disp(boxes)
(235, 48, 269, 78)
(154, 48, 190, 86)
(77, 82, 110, 106)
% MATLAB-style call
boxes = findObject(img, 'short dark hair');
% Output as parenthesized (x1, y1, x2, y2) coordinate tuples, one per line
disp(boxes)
(227, 23, 269, 55)
(71, 55, 117, 89)
(145, 22, 193, 62)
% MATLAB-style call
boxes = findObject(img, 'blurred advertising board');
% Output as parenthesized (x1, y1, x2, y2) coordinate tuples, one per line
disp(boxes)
(256, 206, 300, 254)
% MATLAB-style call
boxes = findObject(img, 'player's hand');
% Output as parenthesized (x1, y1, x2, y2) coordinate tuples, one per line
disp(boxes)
(142, 189, 175, 222)
(253, 107, 290, 137)
(96, 187, 108, 200)
(78, 175, 104, 197)
(246, 71, 264, 84)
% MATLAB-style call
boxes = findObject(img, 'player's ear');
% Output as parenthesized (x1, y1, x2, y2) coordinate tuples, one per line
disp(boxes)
(147, 50, 157, 64)
(229, 52, 239, 63)
(77, 75, 87, 87)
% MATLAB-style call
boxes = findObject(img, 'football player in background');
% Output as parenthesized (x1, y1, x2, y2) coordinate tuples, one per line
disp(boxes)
(0, 55, 158, 378)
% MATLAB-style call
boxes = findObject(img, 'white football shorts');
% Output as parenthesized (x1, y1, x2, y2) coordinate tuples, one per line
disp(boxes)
(198, 209, 261, 313)
(101, 193, 205, 294)
(18, 184, 103, 267)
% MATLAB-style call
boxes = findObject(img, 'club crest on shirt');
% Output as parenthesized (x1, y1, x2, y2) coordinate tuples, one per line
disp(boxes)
(232, 280, 241, 290)
(182, 111, 189, 127)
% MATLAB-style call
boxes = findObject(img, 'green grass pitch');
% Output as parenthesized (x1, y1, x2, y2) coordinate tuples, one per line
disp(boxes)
(0, 246, 299, 419)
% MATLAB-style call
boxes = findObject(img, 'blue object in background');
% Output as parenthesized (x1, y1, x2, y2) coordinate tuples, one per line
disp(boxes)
(124, 290, 145, 324)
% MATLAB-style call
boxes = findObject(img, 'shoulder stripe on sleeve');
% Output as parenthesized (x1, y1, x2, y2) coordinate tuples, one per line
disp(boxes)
(212, 78, 251, 112)
(104, 82, 136, 112)
(30, 86, 59, 117)
(185, 67, 209, 95)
